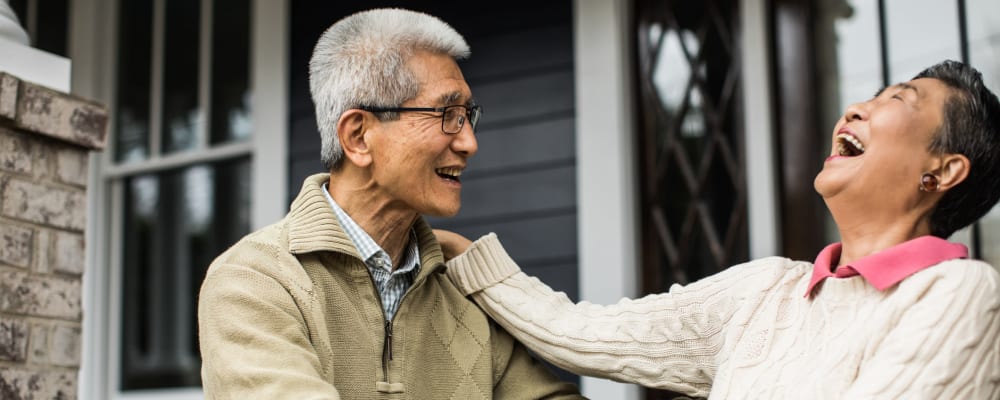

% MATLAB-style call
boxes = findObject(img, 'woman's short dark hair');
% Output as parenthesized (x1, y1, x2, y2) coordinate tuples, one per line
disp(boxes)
(915, 60, 1000, 238)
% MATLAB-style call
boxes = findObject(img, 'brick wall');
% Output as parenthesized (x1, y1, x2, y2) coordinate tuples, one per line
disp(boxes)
(0, 72, 107, 400)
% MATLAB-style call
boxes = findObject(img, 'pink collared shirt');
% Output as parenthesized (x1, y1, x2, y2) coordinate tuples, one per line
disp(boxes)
(805, 235, 968, 297)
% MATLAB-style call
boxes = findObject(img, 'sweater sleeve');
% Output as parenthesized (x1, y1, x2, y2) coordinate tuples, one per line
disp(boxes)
(198, 261, 341, 400)
(446, 233, 779, 397)
(843, 261, 1000, 399)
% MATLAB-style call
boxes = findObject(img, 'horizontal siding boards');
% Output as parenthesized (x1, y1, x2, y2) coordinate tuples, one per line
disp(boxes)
(447, 166, 576, 222)
(471, 117, 575, 173)
(288, 114, 324, 189)
(525, 262, 579, 308)
(472, 70, 575, 129)
(429, 213, 577, 266)
(460, 24, 573, 83)
(289, 158, 325, 193)
(289, 114, 319, 157)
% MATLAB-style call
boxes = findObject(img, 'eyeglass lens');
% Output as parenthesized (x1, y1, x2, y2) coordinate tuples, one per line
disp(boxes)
(443, 106, 480, 134)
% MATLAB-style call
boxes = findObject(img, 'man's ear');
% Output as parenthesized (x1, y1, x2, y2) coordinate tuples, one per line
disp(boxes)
(935, 153, 971, 192)
(337, 109, 373, 168)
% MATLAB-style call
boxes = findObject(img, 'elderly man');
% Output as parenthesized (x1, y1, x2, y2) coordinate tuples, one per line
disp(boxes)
(197, 8, 583, 400)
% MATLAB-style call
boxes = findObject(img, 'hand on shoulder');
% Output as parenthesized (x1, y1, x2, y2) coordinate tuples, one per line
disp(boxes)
(433, 229, 474, 261)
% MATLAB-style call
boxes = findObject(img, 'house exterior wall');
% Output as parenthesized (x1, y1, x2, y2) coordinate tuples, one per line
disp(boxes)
(0, 72, 107, 400)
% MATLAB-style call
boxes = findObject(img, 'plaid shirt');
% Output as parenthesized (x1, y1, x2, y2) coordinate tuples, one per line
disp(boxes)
(322, 183, 420, 321)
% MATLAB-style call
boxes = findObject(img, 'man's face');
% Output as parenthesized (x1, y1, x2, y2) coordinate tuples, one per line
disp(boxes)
(815, 77, 950, 210)
(367, 50, 478, 217)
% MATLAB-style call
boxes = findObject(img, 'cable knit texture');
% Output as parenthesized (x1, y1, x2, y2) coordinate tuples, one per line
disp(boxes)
(446, 233, 1000, 399)
(198, 174, 583, 399)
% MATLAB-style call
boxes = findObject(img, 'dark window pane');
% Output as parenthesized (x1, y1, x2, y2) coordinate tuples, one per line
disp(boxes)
(635, 0, 747, 298)
(35, 0, 68, 57)
(885, 0, 961, 82)
(120, 157, 251, 390)
(161, 0, 202, 154)
(9, 0, 27, 31)
(115, 0, 153, 162)
(210, 0, 252, 144)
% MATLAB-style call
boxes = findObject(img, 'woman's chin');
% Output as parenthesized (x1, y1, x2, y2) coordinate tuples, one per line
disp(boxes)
(813, 173, 837, 198)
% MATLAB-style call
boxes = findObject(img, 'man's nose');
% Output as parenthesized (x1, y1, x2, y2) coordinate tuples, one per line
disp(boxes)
(451, 122, 478, 157)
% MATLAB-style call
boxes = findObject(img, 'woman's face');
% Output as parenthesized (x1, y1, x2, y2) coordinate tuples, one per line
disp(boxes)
(814, 78, 952, 217)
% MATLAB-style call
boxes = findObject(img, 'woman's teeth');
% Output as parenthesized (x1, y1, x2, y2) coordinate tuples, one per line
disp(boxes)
(836, 133, 865, 157)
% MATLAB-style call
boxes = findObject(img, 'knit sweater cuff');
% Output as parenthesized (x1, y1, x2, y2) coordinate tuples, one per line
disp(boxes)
(445, 232, 522, 296)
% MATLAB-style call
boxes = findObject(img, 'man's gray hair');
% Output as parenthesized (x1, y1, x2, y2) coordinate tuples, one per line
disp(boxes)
(309, 8, 470, 170)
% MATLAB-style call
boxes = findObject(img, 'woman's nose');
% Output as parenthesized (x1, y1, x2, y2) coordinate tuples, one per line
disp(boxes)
(843, 101, 868, 122)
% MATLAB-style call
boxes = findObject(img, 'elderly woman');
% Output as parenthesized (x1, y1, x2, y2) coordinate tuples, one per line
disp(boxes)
(435, 60, 1000, 399)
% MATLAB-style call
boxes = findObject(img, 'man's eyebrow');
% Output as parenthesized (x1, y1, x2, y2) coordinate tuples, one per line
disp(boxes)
(436, 91, 464, 106)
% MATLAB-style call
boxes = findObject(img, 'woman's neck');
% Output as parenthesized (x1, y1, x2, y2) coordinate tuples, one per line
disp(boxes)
(835, 220, 931, 267)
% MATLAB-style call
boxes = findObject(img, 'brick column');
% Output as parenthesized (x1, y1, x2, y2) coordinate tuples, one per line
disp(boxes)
(0, 72, 107, 399)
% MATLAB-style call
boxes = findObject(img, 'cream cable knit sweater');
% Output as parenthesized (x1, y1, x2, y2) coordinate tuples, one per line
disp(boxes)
(446, 234, 1000, 399)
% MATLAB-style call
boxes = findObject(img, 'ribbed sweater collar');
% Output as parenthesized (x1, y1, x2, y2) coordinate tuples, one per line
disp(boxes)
(286, 173, 446, 278)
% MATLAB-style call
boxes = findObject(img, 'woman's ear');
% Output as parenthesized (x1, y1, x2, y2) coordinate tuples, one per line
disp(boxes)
(337, 109, 373, 168)
(935, 153, 971, 192)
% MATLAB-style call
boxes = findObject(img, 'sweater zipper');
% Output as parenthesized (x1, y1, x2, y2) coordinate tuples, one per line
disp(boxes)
(371, 263, 439, 382)
(382, 320, 393, 379)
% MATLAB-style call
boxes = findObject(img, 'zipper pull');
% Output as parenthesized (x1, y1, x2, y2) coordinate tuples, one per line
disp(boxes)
(384, 321, 394, 361)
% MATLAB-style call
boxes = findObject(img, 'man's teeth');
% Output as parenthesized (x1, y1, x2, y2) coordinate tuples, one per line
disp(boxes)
(435, 167, 462, 178)
(836, 133, 865, 156)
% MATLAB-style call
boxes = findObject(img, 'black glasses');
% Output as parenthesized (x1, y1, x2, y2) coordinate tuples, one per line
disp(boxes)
(359, 104, 482, 134)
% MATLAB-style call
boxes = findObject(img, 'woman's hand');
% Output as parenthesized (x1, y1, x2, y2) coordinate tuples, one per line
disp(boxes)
(433, 229, 473, 261)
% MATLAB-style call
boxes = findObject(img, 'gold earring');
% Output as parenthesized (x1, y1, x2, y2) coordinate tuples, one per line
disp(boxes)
(919, 173, 940, 192)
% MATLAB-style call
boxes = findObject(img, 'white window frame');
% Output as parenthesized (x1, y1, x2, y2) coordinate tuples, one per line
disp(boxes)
(572, 0, 776, 399)
(74, 0, 288, 399)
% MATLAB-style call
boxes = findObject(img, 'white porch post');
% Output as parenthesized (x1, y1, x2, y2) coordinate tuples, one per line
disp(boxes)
(573, 0, 641, 398)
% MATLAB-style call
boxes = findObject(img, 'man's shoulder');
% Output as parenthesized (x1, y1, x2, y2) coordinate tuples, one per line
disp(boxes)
(204, 218, 300, 283)
(218, 220, 288, 259)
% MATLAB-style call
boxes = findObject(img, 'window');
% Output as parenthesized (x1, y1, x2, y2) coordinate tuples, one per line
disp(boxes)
(105, 0, 254, 394)
(77, 0, 282, 397)
(8, 0, 69, 56)
(635, 0, 748, 291)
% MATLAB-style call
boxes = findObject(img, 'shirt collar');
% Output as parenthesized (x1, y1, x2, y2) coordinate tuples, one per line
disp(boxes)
(805, 235, 968, 297)
(322, 183, 420, 273)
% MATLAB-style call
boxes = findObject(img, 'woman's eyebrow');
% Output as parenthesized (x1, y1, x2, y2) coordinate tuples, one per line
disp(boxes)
(898, 82, 920, 95)
(872, 82, 919, 99)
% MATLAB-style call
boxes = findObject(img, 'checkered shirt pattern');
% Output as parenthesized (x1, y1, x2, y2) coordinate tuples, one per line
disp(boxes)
(322, 183, 420, 321)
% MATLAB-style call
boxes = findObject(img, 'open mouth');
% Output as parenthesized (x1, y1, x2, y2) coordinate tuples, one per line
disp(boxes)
(435, 167, 463, 183)
(835, 133, 865, 157)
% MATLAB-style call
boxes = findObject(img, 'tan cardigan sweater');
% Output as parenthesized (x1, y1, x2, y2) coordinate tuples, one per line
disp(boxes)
(447, 233, 1000, 399)
(198, 174, 582, 399)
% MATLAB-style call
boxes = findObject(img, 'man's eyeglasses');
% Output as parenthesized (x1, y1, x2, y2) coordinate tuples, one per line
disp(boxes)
(359, 104, 482, 134)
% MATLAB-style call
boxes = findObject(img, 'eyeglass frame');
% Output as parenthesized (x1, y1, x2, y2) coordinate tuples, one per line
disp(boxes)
(358, 104, 483, 134)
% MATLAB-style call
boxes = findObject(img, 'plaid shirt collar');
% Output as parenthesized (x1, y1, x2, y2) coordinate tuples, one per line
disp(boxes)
(321, 182, 420, 274)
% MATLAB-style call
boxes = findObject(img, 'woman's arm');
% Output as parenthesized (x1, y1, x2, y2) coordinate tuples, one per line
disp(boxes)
(443, 233, 774, 396)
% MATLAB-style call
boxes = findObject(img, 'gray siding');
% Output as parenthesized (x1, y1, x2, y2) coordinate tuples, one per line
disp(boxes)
(288, 4, 578, 382)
